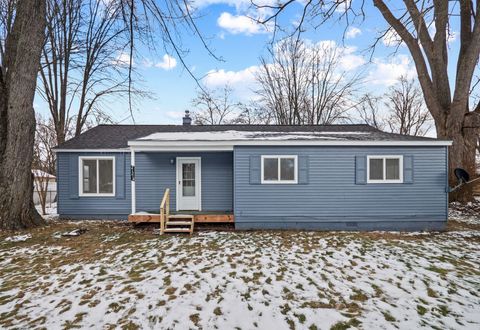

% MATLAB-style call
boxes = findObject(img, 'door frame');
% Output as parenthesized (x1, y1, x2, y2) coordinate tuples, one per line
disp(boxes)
(176, 157, 202, 211)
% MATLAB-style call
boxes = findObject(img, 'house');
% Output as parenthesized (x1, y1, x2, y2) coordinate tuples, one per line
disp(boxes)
(54, 113, 452, 231)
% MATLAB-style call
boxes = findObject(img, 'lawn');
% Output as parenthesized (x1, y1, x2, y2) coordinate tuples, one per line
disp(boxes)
(0, 215, 479, 329)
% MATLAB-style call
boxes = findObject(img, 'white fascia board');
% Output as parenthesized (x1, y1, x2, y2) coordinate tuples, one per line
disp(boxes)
(53, 148, 130, 153)
(130, 145, 234, 152)
(128, 140, 452, 148)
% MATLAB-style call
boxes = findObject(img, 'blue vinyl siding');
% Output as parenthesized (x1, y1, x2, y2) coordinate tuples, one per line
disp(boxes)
(57, 152, 131, 219)
(135, 152, 233, 212)
(234, 146, 448, 230)
(58, 146, 448, 231)
(57, 151, 233, 219)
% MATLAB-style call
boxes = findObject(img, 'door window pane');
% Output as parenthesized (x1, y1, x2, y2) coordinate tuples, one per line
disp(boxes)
(99, 159, 114, 194)
(182, 163, 195, 196)
(82, 160, 97, 193)
(280, 158, 295, 181)
(369, 158, 384, 180)
(386, 158, 400, 180)
(263, 158, 278, 181)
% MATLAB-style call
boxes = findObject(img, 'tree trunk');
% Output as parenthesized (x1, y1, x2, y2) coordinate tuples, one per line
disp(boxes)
(436, 104, 478, 203)
(0, 0, 46, 230)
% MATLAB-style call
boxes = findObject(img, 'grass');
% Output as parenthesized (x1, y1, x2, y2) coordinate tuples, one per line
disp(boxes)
(0, 219, 478, 329)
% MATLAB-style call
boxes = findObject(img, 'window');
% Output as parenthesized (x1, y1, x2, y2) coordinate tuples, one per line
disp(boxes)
(367, 156, 403, 183)
(261, 155, 297, 184)
(79, 157, 115, 196)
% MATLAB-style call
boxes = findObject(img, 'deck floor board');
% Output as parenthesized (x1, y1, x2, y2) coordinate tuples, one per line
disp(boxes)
(128, 212, 234, 223)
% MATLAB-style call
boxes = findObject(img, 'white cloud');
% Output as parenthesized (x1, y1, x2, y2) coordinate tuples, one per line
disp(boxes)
(112, 52, 132, 66)
(429, 22, 458, 43)
(203, 65, 260, 99)
(367, 55, 416, 86)
(154, 54, 177, 70)
(204, 66, 259, 87)
(335, 0, 352, 13)
(447, 30, 458, 43)
(311, 41, 365, 70)
(202, 39, 367, 100)
(217, 12, 269, 35)
(382, 29, 404, 47)
(340, 53, 365, 70)
(345, 27, 361, 39)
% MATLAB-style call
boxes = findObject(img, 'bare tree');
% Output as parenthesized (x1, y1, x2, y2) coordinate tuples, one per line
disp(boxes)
(256, 37, 361, 125)
(357, 77, 432, 136)
(356, 94, 385, 131)
(191, 85, 240, 125)
(0, 0, 221, 228)
(39, 0, 133, 145)
(0, 0, 46, 229)
(251, 0, 480, 201)
(32, 115, 57, 215)
(256, 38, 308, 125)
(233, 102, 274, 124)
(385, 77, 432, 136)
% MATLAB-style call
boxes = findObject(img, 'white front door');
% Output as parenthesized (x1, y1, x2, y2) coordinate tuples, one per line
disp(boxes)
(176, 158, 201, 211)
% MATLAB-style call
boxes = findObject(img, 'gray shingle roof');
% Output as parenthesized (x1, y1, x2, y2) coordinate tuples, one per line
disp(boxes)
(54, 124, 446, 150)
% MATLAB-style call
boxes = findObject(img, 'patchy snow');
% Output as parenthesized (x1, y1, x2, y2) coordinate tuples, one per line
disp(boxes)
(35, 202, 58, 220)
(0, 229, 478, 329)
(4, 234, 32, 242)
(137, 130, 371, 142)
(61, 229, 87, 237)
(449, 201, 480, 225)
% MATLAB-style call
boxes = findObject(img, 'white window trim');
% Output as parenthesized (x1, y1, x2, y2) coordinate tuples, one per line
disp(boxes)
(367, 155, 403, 184)
(261, 155, 298, 184)
(79, 156, 116, 197)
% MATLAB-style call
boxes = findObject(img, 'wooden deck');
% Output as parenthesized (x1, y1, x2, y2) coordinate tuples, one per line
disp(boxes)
(128, 212, 234, 223)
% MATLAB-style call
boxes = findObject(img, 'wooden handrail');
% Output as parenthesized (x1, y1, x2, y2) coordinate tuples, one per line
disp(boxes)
(160, 188, 170, 235)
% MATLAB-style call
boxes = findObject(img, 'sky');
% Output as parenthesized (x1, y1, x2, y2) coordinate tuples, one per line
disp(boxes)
(34, 0, 462, 126)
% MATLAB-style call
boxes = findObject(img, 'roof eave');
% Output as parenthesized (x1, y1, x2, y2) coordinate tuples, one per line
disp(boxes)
(128, 139, 453, 148)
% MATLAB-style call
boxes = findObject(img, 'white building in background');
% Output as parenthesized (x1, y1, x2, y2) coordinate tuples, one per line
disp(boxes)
(32, 169, 57, 205)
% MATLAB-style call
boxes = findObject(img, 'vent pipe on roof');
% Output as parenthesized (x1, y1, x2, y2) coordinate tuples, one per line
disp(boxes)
(182, 110, 192, 125)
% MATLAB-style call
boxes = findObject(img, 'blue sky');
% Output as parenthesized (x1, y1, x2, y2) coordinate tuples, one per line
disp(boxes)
(34, 1, 462, 126)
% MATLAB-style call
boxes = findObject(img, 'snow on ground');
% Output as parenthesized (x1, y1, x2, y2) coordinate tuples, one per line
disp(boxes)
(449, 201, 480, 225)
(4, 234, 31, 242)
(0, 223, 479, 329)
(35, 202, 58, 220)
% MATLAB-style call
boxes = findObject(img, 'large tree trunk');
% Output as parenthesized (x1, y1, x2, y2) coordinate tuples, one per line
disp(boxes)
(436, 103, 478, 203)
(0, 0, 46, 230)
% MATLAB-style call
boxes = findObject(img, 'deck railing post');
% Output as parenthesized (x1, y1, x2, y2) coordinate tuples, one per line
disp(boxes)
(160, 208, 164, 235)
(131, 149, 136, 214)
(159, 188, 170, 235)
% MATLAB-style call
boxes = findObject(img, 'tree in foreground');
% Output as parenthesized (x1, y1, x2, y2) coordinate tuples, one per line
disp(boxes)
(0, 0, 46, 229)
(0, 0, 219, 229)
(253, 0, 480, 201)
(39, 0, 138, 145)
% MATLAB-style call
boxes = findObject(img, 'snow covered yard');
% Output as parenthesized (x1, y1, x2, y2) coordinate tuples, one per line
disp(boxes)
(0, 220, 479, 330)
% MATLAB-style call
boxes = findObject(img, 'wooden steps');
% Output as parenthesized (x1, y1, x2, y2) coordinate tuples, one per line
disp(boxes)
(164, 227, 192, 233)
(163, 214, 194, 235)
(165, 221, 192, 225)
